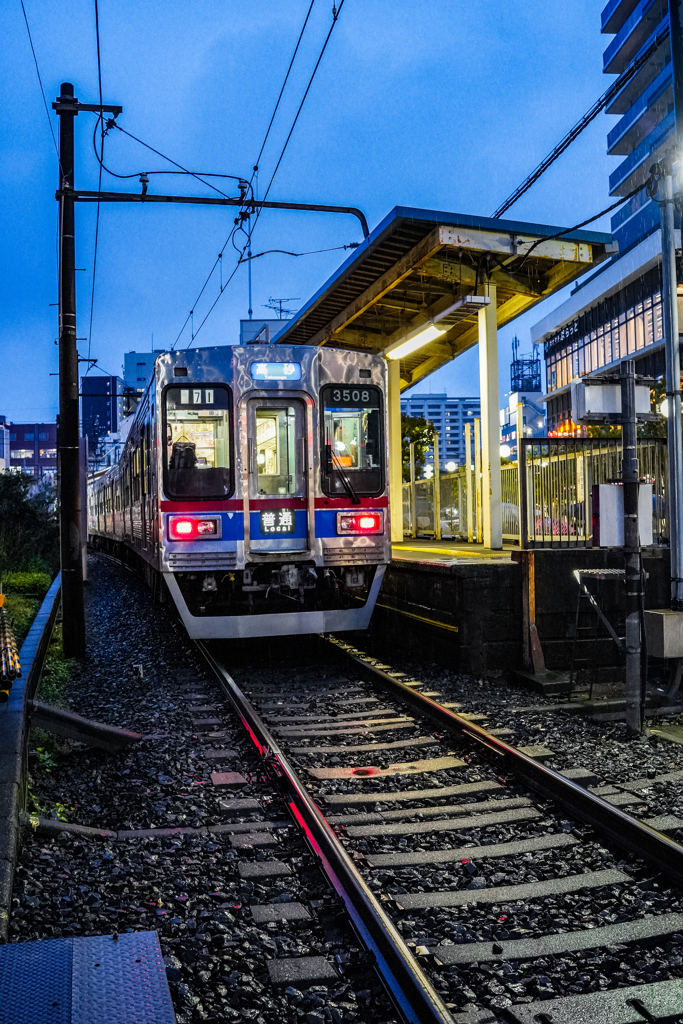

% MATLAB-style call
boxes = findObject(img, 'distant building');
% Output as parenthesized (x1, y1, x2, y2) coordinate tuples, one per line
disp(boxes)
(81, 375, 139, 469)
(499, 337, 546, 459)
(123, 350, 165, 393)
(239, 319, 291, 345)
(9, 421, 57, 481)
(400, 392, 481, 469)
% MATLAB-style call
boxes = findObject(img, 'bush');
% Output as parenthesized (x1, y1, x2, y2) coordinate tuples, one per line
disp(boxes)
(4, 595, 40, 645)
(4, 571, 52, 596)
(0, 473, 59, 577)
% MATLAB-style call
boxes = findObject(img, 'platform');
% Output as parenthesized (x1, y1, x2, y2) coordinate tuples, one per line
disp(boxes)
(0, 931, 176, 1023)
(392, 539, 514, 564)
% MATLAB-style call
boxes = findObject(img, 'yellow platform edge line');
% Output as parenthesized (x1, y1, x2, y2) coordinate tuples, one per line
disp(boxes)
(374, 601, 459, 633)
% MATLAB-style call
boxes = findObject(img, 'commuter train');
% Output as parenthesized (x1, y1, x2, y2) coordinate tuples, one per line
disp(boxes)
(87, 345, 390, 638)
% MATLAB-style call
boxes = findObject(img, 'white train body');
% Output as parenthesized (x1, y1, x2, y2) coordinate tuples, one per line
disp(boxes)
(87, 345, 390, 638)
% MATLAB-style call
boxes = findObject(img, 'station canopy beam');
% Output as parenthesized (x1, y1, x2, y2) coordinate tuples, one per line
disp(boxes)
(273, 207, 616, 390)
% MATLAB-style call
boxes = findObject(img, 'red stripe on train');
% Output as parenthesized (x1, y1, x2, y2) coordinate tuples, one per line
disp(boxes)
(160, 495, 389, 512)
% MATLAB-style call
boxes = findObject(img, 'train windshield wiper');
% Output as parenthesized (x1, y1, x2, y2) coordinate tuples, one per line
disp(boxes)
(326, 445, 361, 505)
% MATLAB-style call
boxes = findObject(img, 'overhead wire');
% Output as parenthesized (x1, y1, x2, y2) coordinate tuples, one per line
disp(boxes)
(19, 0, 60, 161)
(182, 0, 347, 349)
(242, 243, 359, 261)
(518, 180, 648, 268)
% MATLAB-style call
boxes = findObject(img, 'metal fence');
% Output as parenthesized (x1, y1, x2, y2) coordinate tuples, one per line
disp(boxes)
(520, 436, 668, 548)
(402, 436, 668, 548)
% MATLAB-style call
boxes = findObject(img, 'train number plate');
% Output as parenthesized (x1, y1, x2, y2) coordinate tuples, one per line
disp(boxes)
(260, 509, 295, 534)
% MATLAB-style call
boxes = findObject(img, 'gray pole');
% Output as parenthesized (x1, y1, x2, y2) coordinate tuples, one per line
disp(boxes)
(660, 171, 683, 609)
(56, 83, 86, 657)
(621, 359, 641, 736)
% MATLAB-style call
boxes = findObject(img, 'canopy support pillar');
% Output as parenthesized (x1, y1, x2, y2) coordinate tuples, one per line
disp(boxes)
(387, 358, 404, 543)
(478, 284, 502, 549)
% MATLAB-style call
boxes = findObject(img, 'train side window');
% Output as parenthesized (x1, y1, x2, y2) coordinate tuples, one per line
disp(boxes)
(321, 385, 383, 497)
(163, 385, 233, 500)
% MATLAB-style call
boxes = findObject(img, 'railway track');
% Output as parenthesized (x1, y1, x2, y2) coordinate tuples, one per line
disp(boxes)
(196, 635, 683, 1024)
(12, 557, 683, 1023)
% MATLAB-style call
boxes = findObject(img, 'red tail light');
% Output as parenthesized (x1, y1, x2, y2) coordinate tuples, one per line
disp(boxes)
(168, 515, 221, 540)
(336, 510, 384, 535)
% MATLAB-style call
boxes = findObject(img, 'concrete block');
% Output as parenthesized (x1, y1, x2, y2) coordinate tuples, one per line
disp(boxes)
(644, 609, 683, 659)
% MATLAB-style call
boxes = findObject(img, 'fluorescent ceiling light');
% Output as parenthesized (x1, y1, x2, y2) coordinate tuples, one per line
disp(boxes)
(384, 295, 490, 361)
(385, 324, 445, 360)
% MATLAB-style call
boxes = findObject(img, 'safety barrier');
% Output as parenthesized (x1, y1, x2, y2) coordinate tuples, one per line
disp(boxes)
(402, 437, 668, 548)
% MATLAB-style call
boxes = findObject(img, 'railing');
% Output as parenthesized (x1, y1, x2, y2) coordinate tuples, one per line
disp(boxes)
(401, 436, 668, 549)
(520, 436, 667, 548)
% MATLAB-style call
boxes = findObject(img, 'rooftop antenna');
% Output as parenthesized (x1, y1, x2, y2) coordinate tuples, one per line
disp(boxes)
(264, 297, 300, 319)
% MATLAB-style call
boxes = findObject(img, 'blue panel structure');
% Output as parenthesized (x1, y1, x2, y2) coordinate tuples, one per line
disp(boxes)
(0, 932, 176, 1024)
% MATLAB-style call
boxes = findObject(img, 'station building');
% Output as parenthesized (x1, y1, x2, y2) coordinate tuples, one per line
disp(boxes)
(532, 0, 683, 434)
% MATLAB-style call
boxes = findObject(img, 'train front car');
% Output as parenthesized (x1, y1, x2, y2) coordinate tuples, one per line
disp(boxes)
(161, 345, 390, 638)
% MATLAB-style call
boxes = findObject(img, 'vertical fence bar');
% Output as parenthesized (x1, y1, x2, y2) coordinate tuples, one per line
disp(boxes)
(474, 417, 482, 544)
(433, 433, 441, 541)
(465, 423, 473, 543)
(409, 442, 416, 539)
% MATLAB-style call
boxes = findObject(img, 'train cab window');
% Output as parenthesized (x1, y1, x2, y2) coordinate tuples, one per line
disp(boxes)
(321, 385, 383, 497)
(164, 385, 233, 499)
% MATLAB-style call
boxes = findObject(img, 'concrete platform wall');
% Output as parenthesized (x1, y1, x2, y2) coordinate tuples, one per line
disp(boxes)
(369, 549, 670, 679)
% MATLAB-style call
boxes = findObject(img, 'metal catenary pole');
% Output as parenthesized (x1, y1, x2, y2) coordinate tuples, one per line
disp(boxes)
(55, 83, 85, 658)
(659, 169, 683, 609)
(621, 359, 642, 736)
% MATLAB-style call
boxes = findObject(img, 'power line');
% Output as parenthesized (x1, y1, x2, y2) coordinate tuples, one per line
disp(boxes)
(171, 2, 319, 350)
(518, 180, 647, 267)
(249, 0, 316, 188)
(491, 23, 670, 218)
(181, 0, 347, 349)
(242, 242, 359, 261)
(87, 0, 104, 366)
(19, 0, 59, 160)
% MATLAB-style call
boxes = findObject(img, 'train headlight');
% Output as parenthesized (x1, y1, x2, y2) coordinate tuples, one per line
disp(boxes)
(336, 510, 384, 535)
(168, 515, 221, 540)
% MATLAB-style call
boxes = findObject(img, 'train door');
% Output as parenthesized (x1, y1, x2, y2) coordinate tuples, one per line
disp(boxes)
(246, 398, 308, 552)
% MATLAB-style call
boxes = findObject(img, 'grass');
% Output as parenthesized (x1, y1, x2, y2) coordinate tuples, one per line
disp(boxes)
(37, 623, 76, 706)
(3, 594, 40, 646)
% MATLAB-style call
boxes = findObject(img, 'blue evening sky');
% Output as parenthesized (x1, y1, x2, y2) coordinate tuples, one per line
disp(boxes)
(1, 1, 616, 423)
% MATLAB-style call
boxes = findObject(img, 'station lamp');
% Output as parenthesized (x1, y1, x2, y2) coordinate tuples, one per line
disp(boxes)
(384, 295, 490, 361)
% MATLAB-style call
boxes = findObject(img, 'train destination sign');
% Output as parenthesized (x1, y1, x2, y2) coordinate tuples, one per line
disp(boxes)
(250, 362, 302, 381)
(260, 508, 296, 534)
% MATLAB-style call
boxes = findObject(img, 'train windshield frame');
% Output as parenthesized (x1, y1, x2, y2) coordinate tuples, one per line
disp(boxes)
(163, 384, 234, 500)
(320, 384, 384, 498)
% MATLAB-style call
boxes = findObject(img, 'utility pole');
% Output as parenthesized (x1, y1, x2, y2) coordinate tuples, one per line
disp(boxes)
(658, 165, 683, 609)
(621, 360, 642, 736)
(55, 83, 85, 658)
(53, 83, 122, 657)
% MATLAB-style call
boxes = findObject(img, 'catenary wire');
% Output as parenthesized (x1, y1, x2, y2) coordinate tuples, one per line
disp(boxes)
(183, 0, 347, 349)
(171, 1, 320, 349)
(248, 0, 316, 191)
(242, 243, 358, 261)
(19, 0, 60, 161)
(518, 180, 646, 268)
(87, 0, 104, 367)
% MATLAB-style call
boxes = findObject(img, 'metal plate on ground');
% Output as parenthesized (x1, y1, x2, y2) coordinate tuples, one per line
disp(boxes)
(306, 755, 465, 779)
(0, 931, 175, 1024)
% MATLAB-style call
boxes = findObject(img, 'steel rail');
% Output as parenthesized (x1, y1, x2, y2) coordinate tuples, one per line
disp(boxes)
(325, 636, 683, 888)
(195, 640, 456, 1024)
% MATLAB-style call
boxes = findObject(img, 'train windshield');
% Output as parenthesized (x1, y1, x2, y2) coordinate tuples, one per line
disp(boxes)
(164, 385, 232, 499)
(321, 385, 383, 498)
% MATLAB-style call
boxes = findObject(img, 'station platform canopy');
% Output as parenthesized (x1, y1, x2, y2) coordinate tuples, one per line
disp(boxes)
(274, 206, 616, 389)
